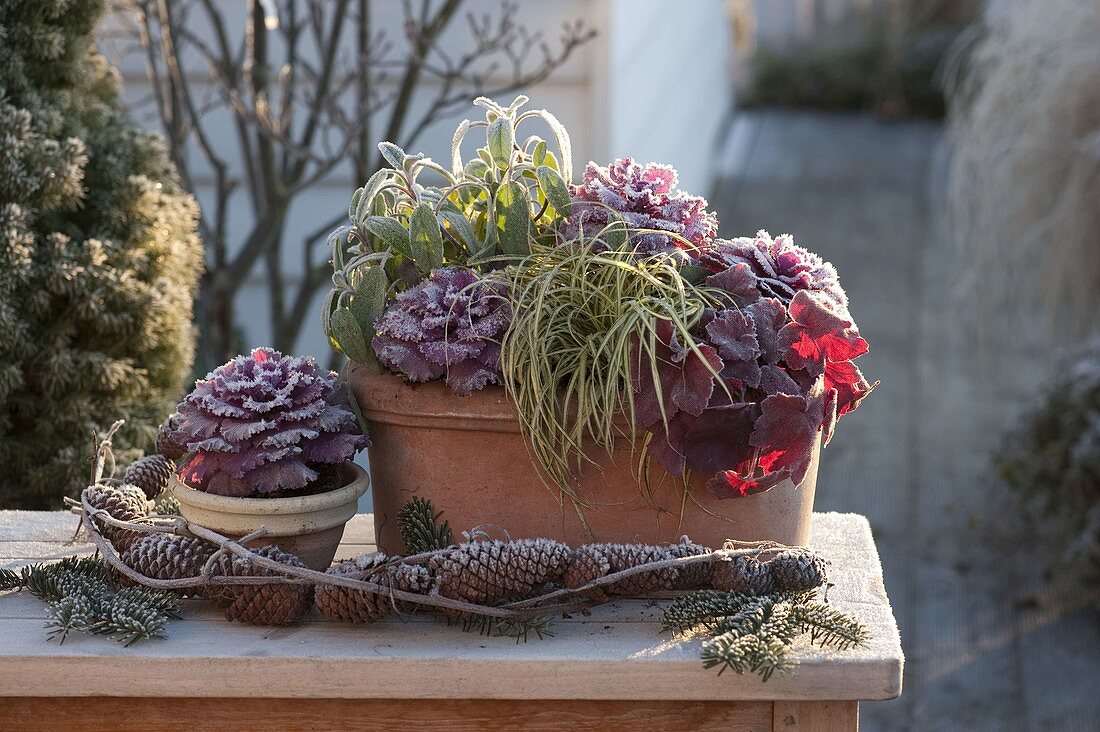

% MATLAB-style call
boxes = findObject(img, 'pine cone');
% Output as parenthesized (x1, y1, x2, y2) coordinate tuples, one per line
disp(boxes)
(315, 554, 431, 623)
(208, 545, 314, 626)
(123, 454, 176, 500)
(668, 539, 713, 590)
(563, 543, 678, 601)
(710, 556, 776, 595)
(155, 414, 186, 461)
(122, 534, 214, 594)
(430, 539, 572, 606)
(769, 550, 827, 592)
(84, 483, 150, 551)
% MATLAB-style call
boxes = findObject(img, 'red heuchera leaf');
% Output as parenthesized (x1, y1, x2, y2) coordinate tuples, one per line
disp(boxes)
(822, 387, 839, 446)
(744, 298, 786, 364)
(681, 405, 757, 477)
(706, 466, 791, 498)
(748, 377, 825, 486)
(778, 291, 867, 372)
(704, 263, 760, 302)
(632, 320, 722, 427)
(825, 359, 878, 418)
(644, 412, 692, 476)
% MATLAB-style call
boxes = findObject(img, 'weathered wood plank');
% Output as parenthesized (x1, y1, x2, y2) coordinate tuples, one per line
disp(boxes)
(0, 697, 774, 732)
(774, 700, 858, 732)
(0, 512, 901, 703)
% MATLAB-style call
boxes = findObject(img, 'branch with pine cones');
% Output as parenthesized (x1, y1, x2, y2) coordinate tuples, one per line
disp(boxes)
(10, 420, 870, 680)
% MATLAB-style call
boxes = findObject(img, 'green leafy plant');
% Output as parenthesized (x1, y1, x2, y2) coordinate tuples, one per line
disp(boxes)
(325, 96, 573, 365)
(663, 590, 869, 680)
(0, 0, 203, 508)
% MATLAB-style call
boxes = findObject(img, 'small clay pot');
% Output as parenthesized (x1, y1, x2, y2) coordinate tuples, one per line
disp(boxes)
(350, 366, 819, 555)
(170, 462, 369, 570)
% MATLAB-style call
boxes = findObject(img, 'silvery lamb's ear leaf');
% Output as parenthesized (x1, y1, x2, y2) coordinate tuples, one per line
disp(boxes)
(355, 168, 392, 223)
(364, 216, 413, 259)
(321, 288, 337, 342)
(487, 117, 514, 170)
(495, 181, 531, 256)
(409, 203, 445, 272)
(438, 202, 480, 255)
(451, 119, 471, 176)
(330, 307, 373, 364)
(536, 108, 572, 182)
(465, 158, 491, 181)
(350, 265, 388, 337)
(505, 94, 529, 116)
(531, 140, 548, 167)
(379, 142, 406, 169)
(349, 187, 364, 222)
(535, 165, 571, 215)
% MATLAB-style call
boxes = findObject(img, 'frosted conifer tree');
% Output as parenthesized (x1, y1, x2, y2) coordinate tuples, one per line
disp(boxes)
(0, 0, 202, 508)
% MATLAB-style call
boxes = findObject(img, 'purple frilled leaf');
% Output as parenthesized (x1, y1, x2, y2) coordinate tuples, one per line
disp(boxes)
(696, 231, 847, 309)
(373, 267, 510, 395)
(706, 309, 760, 363)
(704, 262, 760, 303)
(632, 320, 722, 429)
(174, 347, 369, 497)
(561, 158, 718, 255)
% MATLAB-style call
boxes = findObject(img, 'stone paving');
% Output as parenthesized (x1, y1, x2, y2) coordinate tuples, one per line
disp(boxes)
(712, 110, 1100, 732)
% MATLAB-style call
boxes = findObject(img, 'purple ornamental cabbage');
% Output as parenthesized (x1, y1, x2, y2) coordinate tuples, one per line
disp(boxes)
(372, 266, 511, 396)
(696, 230, 847, 309)
(174, 347, 369, 497)
(561, 158, 719, 255)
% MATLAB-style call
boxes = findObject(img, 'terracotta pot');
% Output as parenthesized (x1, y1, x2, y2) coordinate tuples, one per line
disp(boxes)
(350, 366, 819, 554)
(170, 462, 370, 570)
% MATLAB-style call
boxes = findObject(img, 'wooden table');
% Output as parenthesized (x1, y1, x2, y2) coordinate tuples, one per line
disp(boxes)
(0, 511, 901, 731)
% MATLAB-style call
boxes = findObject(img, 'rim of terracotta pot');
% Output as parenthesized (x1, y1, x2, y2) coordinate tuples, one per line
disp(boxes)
(170, 462, 369, 536)
(350, 363, 640, 434)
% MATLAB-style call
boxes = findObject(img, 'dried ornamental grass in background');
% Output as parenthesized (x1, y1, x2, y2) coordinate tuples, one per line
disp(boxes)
(944, 0, 1100, 335)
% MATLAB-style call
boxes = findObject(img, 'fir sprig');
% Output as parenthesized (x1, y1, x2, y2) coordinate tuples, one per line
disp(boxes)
(664, 590, 869, 681)
(454, 611, 555, 643)
(10, 557, 181, 646)
(0, 568, 23, 592)
(397, 497, 453, 553)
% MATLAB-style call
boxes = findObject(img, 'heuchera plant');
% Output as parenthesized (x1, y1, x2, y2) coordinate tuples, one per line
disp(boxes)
(561, 158, 719, 256)
(372, 266, 511, 395)
(173, 348, 370, 497)
(633, 230, 875, 498)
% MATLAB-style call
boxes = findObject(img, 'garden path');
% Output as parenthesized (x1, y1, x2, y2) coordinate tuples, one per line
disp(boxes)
(712, 110, 1100, 732)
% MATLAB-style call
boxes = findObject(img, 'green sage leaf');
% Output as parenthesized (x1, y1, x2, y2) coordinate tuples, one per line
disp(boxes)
(330, 307, 373, 364)
(495, 181, 531, 256)
(378, 142, 406, 169)
(535, 166, 571, 215)
(350, 265, 388, 336)
(364, 216, 412, 258)
(487, 117, 514, 170)
(409, 203, 445, 272)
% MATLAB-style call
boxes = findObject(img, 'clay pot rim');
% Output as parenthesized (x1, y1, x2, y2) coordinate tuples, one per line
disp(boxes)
(170, 461, 369, 519)
(351, 365, 643, 434)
